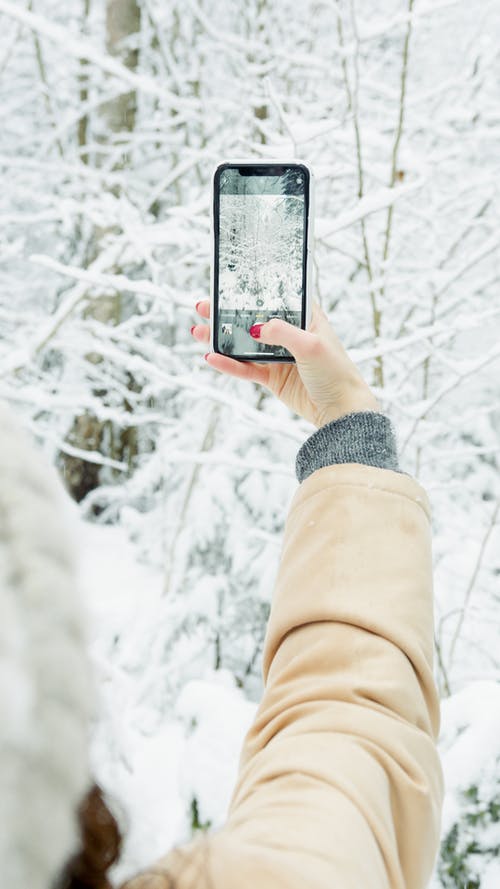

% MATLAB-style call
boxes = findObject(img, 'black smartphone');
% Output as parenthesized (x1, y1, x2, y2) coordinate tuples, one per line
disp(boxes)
(210, 160, 314, 362)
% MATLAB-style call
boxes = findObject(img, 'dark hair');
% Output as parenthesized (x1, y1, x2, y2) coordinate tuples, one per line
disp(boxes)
(53, 784, 122, 889)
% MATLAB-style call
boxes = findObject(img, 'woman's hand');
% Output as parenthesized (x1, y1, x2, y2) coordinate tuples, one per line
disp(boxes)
(191, 300, 380, 428)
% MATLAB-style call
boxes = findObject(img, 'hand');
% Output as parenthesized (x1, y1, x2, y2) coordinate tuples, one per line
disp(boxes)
(191, 300, 380, 428)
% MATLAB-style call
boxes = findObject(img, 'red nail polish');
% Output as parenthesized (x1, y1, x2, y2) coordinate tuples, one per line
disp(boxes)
(190, 325, 195, 334)
(249, 323, 263, 339)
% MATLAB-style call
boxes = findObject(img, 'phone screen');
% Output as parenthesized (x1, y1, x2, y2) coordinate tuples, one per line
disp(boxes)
(213, 164, 309, 360)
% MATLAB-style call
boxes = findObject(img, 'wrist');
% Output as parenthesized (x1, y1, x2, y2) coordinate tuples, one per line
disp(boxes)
(316, 390, 381, 429)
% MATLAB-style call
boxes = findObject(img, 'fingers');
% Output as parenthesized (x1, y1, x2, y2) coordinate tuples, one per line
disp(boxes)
(194, 299, 329, 330)
(205, 352, 269, 386)
(191, 299, 210, 341)
(191, 322, 209, 342)
(252, 316, 323, 363)
(190, 302, 269, 384)
(195, 299, 210, 319)
(191, 299, 333, 364)
(252, 302, 349, 368)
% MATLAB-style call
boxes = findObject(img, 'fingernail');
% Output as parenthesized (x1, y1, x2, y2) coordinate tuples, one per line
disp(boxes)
(195, 301, 201, 311)
(190, 325, 196, 335)
(249, 323, 263, 339)
(204, 352, 210, 360)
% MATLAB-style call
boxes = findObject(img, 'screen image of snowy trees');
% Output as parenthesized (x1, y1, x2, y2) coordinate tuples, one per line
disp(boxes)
(0, 0, 499, 886)
(219, 194, 303, 312)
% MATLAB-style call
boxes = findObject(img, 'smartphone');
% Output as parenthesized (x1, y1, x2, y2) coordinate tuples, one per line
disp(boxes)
(210, 160, 314, 362)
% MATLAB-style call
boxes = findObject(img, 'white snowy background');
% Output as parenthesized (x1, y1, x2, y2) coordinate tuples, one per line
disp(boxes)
(0, 0, 499, 886)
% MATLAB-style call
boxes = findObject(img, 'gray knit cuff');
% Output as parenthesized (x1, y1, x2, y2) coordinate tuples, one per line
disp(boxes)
(295, 411, 401, 483)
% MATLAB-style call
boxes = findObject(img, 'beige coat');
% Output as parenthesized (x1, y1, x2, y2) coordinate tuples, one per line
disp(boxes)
(124, 462, 444, 889)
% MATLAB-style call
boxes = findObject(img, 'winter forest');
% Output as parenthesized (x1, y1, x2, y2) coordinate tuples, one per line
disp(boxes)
(0, 0, 499, 885)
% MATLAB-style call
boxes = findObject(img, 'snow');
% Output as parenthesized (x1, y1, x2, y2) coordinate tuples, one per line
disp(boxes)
(0, 0, 186, 107)
(77, 518, 257, 882)
(175, 674, 256, 828)
(438, 681, 500, 835)
(482, 860, 500, 889)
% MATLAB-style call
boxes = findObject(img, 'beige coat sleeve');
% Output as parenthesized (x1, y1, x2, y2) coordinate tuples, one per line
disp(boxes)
(123, 463, 444, 889)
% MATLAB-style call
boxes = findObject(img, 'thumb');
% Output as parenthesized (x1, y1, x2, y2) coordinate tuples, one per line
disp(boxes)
(247, 309, 380, 427)
(249, 317, 322, 363)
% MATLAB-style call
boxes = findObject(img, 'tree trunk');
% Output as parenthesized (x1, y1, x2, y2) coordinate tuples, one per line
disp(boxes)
(59, 0, 141, 503)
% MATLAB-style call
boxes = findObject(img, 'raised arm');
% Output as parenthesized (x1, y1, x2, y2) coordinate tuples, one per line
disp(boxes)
(220, 450, 443, 889)
(124, 415, 443, 889)
(123, 303, 444, 889)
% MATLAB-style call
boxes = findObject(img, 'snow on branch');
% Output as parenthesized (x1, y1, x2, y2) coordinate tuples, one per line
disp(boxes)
(316, 178, 425, 241)
(0, 0, 196, 111)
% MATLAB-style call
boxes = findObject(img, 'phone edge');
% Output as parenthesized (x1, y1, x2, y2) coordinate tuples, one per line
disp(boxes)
(209, 159, 315, 360)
